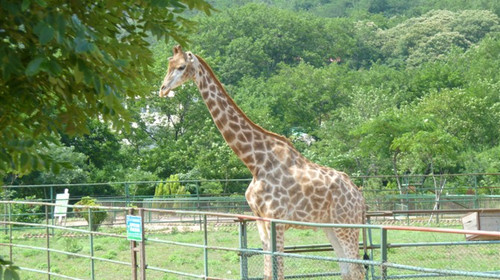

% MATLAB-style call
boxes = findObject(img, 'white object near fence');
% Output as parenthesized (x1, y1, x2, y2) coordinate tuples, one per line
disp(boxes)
(54, 188, 70, 225)
(462, 210, 500, 241)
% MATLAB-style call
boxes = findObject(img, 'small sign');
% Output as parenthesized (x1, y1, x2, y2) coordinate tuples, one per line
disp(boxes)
(126, 215, 143, 241)
(54, 189, 70, 218)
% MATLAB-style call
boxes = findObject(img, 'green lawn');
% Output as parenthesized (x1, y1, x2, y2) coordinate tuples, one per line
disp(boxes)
(1, 222, 499, 280)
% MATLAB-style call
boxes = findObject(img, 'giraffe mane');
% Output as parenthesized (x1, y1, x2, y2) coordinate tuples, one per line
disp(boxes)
(195, 54, 298, 150)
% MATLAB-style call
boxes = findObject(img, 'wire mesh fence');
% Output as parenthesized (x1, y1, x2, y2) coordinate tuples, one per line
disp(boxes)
(3, 173, 500, 212)
(1, 201, 499, 280)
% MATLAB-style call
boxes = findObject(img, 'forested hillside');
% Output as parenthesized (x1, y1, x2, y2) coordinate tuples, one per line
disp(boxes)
(4, 0, 500, 197)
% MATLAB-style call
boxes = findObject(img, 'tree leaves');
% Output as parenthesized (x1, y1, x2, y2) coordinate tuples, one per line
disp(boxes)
(33, 21, 55, 45)
(150, 2, 500, 181)
(3, 0, 500, 190)
(25, 57, 45, 76)
(0, 0, 214, 175)
(376, 10, 500, 67)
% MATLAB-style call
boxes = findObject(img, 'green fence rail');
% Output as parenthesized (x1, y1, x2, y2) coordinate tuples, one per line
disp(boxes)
(3, 173, 500, 213)
(1, 201, 499, 280)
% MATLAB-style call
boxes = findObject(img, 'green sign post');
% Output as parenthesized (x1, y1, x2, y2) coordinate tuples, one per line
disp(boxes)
(128, 209, 146, 280)
(126, 215, 143, 241)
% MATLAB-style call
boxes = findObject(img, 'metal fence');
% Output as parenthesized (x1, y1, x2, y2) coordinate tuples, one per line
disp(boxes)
(1, 201, 499, 280)
(3, 174, 500, 214)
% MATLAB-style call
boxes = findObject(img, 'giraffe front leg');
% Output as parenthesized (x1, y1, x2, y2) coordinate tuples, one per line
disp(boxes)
(274, 224, 286, 280)
(256, 221, 286, 280)
(256, 220, 272, 280)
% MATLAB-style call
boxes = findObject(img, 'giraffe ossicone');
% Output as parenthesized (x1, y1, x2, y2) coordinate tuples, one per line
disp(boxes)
(160, 45, 366, 280)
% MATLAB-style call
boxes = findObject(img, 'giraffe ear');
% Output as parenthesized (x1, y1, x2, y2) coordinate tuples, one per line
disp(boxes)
(186, 52, 195, 62)
(173, 45, 182, 55)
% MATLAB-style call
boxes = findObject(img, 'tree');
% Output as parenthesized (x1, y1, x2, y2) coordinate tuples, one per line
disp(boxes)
(389, 98, 463, 176)
(376, 10, 499, 67)
(391, 124, 462, 215)
(6, 144, 90, 198)
(0, 0, 214, 175)
(62, 120, 121, 169)
(352, 109, 412, 189)
(414, 88, 499, 149)
(193, 3, 359, 84)
(235, 62, 351, 137)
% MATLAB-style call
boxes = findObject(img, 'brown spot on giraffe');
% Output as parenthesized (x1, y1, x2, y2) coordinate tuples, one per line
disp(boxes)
(217, 115, 228, 127)
(224, 130, 235, 143)
(199, 89, 208, 99)
(206, 99, 216, 110)
(211, 107, 221, 119)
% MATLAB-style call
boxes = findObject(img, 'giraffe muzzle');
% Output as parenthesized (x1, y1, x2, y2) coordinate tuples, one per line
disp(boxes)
(159, 86, 176, 98)
(160, 84, 178, 98)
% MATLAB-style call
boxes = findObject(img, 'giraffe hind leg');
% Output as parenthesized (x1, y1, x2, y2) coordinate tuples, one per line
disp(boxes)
(324, 228, 365, 280)
(324, 228, 350, 276)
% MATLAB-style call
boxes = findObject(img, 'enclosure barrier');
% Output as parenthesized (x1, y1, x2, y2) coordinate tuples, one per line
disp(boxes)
(3, 173, 500, 213)
(1, 201, 500, 279)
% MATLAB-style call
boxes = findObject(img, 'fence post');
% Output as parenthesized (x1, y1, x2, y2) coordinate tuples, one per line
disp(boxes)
(8, 203, 12, 263)
(125, 183, 130, 207)
(139, 208, 146, 280)
(270, 221, 278, 280)
(197, 183, 202, 231)
(3, 202, 7, 235)
(50, 186, 55, 236)
(203, 214, 209, 278)
(473, 175, 479, 208)
(381, 228, 388, 280)
(88, 207, 95, 280)
(45, 204, 51, 280)
(366, 218, 376, 280)
(239, 220, 248, 280)
(196, 182, 201, 211)
(130, 208, 138, 280)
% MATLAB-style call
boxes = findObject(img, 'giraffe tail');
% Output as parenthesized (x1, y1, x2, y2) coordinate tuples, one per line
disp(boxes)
(362, 206, 370, 270)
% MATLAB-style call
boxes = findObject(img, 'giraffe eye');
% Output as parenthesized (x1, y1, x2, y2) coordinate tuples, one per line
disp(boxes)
(178, 65, 186, 71)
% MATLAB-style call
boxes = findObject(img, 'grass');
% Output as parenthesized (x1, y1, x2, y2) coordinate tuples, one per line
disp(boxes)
(1, 222, 499, 280)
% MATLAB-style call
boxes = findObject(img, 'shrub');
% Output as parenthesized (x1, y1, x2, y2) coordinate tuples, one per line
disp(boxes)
(11, 196, 44, 225)
(74, 196, 108, 231)
(154, 175, 190, 209)
(154, 174, 190, 197)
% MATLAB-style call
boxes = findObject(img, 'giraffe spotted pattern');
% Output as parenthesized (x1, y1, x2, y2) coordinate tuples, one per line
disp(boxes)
(160, 46, 366, 280)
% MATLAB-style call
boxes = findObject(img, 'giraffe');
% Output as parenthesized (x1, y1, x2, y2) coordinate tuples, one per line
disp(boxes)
(159, 45, 366, 280)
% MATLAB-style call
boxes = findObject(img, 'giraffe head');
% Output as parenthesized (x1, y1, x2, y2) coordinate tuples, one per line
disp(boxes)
(159, 45, 197, 98)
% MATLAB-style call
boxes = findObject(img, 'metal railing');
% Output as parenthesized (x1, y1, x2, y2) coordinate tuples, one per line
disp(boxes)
(1, 201, 500, 279)
(3, 173, 499, 212)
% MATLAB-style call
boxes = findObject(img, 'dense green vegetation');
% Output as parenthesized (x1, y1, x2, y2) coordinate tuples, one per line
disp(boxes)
(2, 1, 499, 197)
(0, 0, 214, 176)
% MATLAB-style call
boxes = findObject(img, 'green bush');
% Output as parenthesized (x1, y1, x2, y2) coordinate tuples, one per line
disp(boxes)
(154, 174, 190, 197)
(74, 196, 108, 231)
(11, 196, 44, 225)
(153, 175, 190, 209)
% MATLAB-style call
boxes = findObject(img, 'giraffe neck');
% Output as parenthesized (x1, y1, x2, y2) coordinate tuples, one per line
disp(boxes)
(193, 55, 296, 175)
